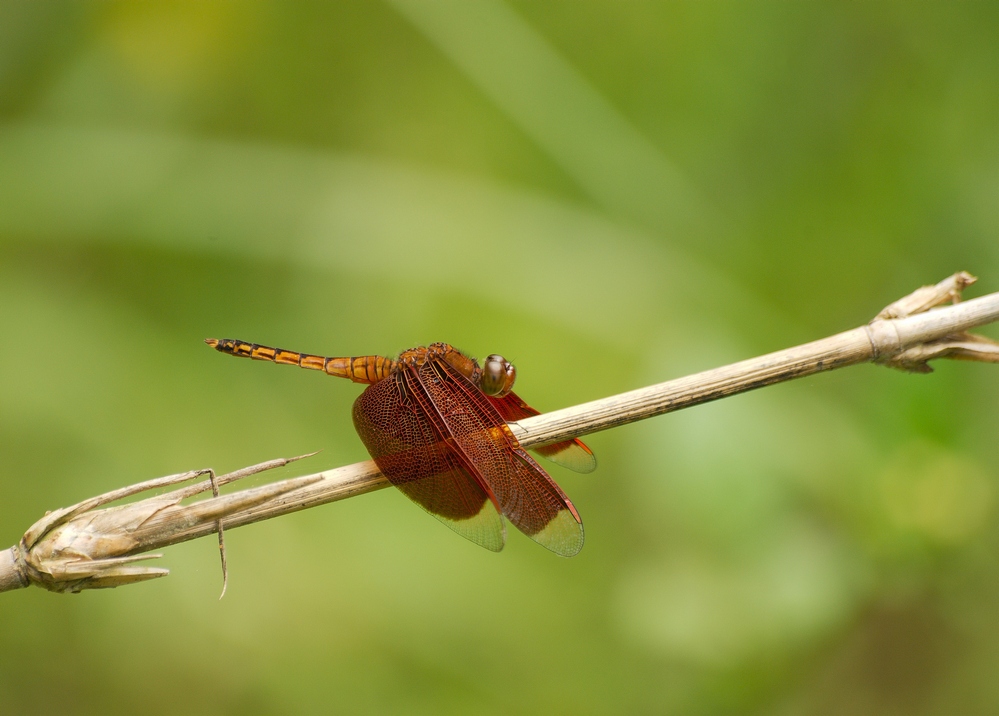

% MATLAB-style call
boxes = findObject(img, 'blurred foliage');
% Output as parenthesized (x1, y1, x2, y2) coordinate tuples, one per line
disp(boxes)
(1, 1, 998, 714)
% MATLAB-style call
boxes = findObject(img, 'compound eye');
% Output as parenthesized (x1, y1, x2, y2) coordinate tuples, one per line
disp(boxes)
(480, 354, 516, 397)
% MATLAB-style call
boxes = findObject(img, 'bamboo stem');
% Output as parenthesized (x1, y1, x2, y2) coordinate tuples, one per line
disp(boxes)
(514, 289, 999, 446)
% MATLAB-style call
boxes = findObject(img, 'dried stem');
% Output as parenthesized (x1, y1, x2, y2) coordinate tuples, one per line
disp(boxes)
(2, 272, 998, 595)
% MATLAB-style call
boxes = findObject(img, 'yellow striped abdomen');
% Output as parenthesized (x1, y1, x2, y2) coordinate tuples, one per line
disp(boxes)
(205, 338, 397, 384)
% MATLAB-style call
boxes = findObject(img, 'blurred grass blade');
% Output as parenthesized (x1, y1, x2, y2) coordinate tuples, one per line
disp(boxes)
(387, 0, 709, 237)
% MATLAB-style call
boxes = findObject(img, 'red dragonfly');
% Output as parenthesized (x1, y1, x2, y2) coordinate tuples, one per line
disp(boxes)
(206, 339, 595, 556)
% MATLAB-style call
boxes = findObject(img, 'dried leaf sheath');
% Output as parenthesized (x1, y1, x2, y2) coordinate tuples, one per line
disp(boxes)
(11, 458, 321, 594)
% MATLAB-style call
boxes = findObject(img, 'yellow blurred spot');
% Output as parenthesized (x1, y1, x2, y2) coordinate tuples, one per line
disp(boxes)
(879, 442, 993, 543)
(100, 1, 257, 90)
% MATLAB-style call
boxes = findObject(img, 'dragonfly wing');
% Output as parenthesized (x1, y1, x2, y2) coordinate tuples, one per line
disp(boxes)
(504, 448, 584, 557)
(423, 360, 584, 557)
(487, 392, 597, 474)
(353, 373, 506, 552)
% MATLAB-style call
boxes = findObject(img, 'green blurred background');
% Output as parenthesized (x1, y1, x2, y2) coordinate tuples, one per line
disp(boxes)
(1, 1, 997, 714)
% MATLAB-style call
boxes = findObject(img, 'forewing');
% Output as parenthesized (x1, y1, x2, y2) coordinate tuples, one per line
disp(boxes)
(422, 360, 584, 557)
(353, 373, 505, 552)
(487, 392, 597, 474)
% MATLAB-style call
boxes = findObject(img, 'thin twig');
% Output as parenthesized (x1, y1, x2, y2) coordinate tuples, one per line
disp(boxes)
(2, 272, 998, 595)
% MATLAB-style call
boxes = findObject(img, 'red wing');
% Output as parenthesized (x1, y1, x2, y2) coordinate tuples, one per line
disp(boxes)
(423, 359, 584, 557)
(352, 372, 505, 552)
(487, 392, 597, 474)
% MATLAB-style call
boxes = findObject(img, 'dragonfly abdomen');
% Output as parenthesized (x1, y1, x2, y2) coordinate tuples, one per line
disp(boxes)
(205, 338, 396, 384)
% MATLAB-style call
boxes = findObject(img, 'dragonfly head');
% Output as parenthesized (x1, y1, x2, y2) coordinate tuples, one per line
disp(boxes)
(480, 354, 516, 397)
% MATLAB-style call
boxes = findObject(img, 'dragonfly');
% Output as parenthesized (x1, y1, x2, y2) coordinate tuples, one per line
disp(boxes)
(206, 339, 596, 556)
